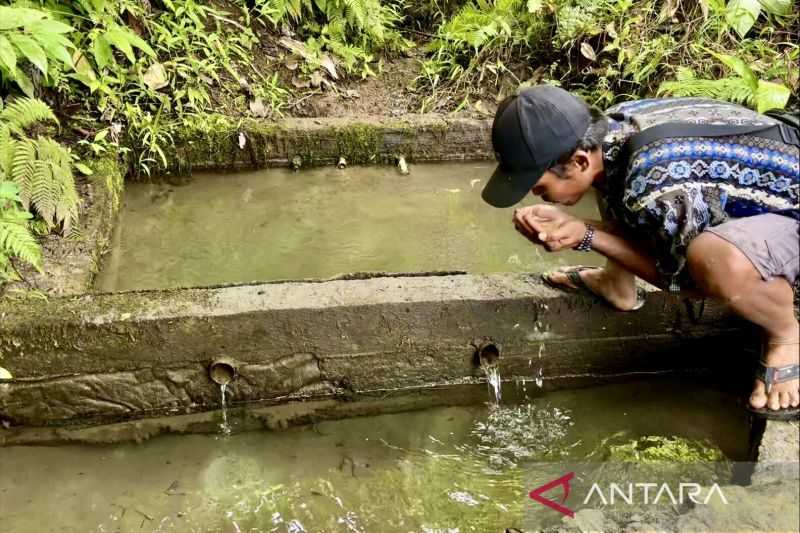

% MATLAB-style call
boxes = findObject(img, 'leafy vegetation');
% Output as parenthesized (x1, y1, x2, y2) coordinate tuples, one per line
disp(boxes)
(419, 0, 550, 110)
(418, 0, 797, 109)
(0, 180, 39, 280)
(0, 0, 796, 285)
(0, 5, 75, 97)
(255, 0, 411, 77)
(0, 96, 84, 281)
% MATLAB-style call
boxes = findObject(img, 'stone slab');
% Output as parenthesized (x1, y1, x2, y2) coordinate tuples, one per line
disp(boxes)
(0, 273, 751, 432)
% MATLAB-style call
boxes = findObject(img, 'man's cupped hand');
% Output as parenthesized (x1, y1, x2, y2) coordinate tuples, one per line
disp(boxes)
(513, 205, 587, 252)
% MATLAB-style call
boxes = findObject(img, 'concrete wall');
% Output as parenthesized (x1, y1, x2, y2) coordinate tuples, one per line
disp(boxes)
(0, 273, 752, 439)
(168, 114, 493, 173)
(0, 115, 764, 446)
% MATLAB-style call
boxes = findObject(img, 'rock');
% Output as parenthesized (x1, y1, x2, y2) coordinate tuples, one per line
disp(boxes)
(752, 420, 800, 485)
(571, 509, 610, 532)
(676, 480, 800, 533)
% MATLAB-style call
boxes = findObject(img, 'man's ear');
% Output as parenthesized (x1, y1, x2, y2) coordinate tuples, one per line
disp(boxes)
(571, 150, 591, 172)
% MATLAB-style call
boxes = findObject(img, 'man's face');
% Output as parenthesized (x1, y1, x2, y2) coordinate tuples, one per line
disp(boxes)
(529, 152, 597, 205)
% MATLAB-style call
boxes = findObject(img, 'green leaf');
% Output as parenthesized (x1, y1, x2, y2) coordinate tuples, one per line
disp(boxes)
(104, 25, 135, 63)
(755, 80, 790, 112)
(74, 162, 93, 175)
(125, 31, 156, 59)
(34, 32, 74, 69)
(758, 0, 792, 16)
(71, 52, 99, 90)
(12, 67, 34, 97)
(8, 34, 48, 75)
(0, 180, 21, 201)
(726, 0, 761, 37)
(104, 24, 155, 64)
(91, 34, 114, 70)
(0, 7, 46, 30)
(85, 0, 108, 15)
(708, 50, 758, 90)
(28, 19, 74, 35)
(0, 35, 17, 73)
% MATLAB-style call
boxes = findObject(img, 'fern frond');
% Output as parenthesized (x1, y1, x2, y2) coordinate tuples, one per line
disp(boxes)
(0, 216, 42, 272)
(658, 76, 755, 106)
(0, 125, 12, 179)
(0, 98, 58, 135)
(31, 138, 79, 232)
(30, 159, 58, 227)
(11, 139, 37, 211)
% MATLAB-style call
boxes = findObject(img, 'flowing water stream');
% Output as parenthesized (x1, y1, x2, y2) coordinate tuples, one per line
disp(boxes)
(219, 383, 231, 437)
(95, 162, 601, 291)
(483, 364, 503, 404)
(0, 379, 750, 533)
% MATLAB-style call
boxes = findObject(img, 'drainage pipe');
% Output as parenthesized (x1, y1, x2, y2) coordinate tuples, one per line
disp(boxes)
(337, 156, 347, 169)
(474, 341, 501, 368)
(291, 155, 303, 171)
(209, 358, 238, 385)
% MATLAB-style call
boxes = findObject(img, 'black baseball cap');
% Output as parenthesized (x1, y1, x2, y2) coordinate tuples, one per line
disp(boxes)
(481, 85, 592, 208)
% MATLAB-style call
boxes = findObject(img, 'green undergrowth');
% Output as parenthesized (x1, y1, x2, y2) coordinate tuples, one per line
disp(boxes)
(0, 0, 797, 288)
(417, 0, 798, 110)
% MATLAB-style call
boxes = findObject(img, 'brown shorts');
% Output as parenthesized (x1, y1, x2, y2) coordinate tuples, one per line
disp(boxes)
(705, 214, 799, 284)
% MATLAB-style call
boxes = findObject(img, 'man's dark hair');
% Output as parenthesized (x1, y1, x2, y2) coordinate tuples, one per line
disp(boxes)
(549, 108, 608, 177)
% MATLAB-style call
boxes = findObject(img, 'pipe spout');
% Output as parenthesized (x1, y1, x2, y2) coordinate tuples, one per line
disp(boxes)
(290, 155, 303, 171)
(337, 156, 348, 169)
(209, 358, 238, 385)
(474, 341, 501, 368)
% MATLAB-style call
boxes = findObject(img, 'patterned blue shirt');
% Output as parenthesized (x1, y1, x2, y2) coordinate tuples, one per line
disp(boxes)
(597, 98, 799, 290)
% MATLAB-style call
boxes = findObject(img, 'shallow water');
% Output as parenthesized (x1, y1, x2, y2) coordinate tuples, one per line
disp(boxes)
(95, 162, 601, 291)
(0, 379, 749, 533)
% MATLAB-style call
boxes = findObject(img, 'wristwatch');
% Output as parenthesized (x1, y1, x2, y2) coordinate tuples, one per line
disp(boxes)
(575, 224, 595, 252)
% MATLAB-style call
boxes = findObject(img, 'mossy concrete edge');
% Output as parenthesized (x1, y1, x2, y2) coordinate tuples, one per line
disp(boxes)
(0, 273, 754, 438)
(168, 114, 493, 174)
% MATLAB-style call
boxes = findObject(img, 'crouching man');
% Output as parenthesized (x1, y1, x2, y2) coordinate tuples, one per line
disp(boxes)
(482, 86, 799, 419)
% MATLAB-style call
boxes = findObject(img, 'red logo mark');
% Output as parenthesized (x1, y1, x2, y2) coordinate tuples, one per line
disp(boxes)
(529, 472, 575, 518)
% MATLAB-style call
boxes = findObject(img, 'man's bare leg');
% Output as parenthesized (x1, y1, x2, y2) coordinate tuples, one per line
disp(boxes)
(687, 233, 800, 411)
(544, 258, 640, 310)
(542, 213, 642, 310)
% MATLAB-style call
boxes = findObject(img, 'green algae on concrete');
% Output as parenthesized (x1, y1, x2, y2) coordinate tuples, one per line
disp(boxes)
(607, 436, 726, 463)
(164, 113, 492, 174)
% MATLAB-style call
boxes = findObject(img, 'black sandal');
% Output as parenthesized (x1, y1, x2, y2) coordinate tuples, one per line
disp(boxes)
(542, 266, 645, 312)
(747, 339, 800, 421)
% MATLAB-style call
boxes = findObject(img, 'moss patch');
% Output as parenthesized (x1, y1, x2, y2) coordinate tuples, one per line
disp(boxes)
(608, 435, 727, 463)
